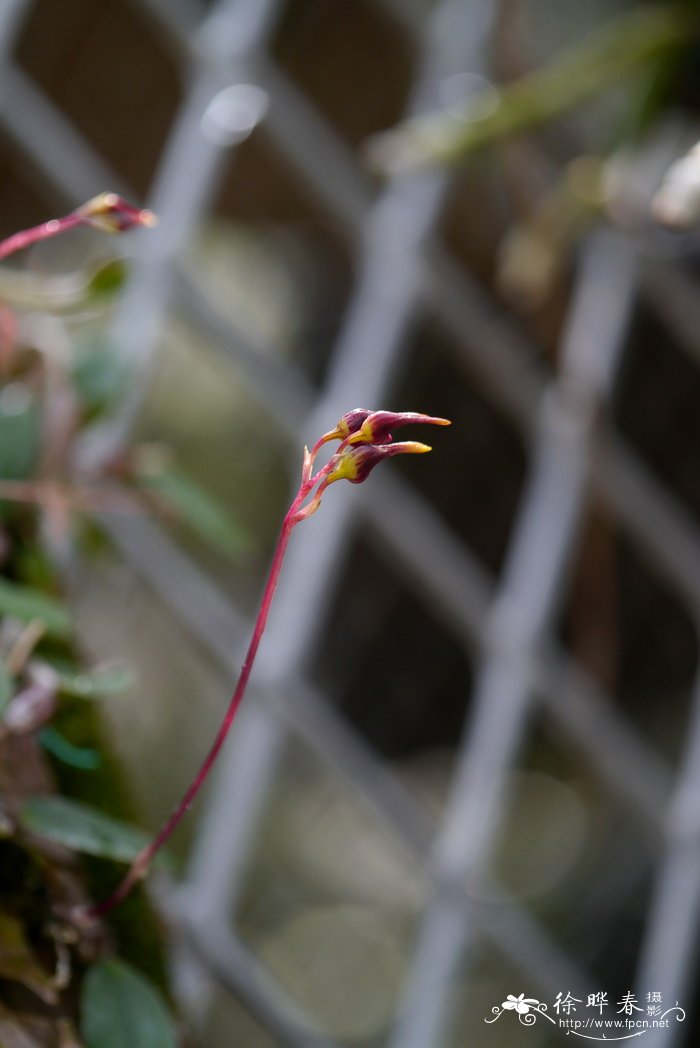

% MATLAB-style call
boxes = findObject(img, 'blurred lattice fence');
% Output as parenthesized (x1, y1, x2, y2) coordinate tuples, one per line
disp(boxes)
(4, 1, 700, 1046)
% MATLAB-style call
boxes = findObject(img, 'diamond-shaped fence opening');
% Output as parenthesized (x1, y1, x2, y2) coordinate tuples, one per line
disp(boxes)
(3, 1, 700, 1046)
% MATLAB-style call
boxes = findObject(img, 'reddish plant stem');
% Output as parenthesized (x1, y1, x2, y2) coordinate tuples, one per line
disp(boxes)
(0, 214, 83, 261)
(84, 463, 331, 920)
(0, 195, 156, 263)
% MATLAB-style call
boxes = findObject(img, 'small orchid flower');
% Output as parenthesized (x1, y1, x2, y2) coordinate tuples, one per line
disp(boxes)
(74, 407, 449, 922)
(318, 407, 450, 447)
(324, 440, 433, 485)
(345, 409, 450, 446)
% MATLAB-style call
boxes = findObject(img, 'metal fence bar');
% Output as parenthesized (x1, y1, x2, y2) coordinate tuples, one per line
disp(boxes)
(90, 0, 284, 1017)
(0, 64, 125, 202)
(244, 55, 700, 633)
(175, 3, 498, 1030)
(102, 507, 591, 1006)
(127, 0, 544, 426)
(0, 0, 28, 63)
(80, 0, 282, 471)
(425, 248, 700, 619)
(167, 901, 341, 1048)
(368, 477, 671, 823)
(389, 231, 638, 1048)
(634, 664, 700, 1047)
(128, 0, 201, 58)
(259, 56, 700, 627)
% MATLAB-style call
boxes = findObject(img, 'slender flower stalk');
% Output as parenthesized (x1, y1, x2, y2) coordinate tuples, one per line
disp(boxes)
(0, 193, 157, 262)
(77, 409, 450, 922)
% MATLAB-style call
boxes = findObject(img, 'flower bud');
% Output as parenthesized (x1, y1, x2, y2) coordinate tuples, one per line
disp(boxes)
(75, 193, 158, 234)
(320, 408, 450, 447)
(325, 440, 433, 485)
(345, 410, 451, 445)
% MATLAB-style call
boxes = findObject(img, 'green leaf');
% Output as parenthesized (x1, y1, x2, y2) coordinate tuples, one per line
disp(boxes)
(0, 262, 126, 314)
(56, 663, 136, 700)
(138, 466, 253, 559)
(0, 384, 40, 482)
(71, 337, 131, 419)
(18, 796, 171, 868)
(86, 258, 127, 298)
(0, 578, 72, 638)
(0, 662, 13, 714)
(81, 960, 176, 1048)
(39, 727, 101, 770)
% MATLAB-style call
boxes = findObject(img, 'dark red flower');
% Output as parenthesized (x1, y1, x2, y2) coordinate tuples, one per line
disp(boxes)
(324, 440, 433, 485)
(320, 408, 450, 447)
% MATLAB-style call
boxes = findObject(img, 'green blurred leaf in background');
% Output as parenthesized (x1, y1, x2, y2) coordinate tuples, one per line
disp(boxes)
(135, 459, 254, 560)
(18, 795, 172, 867)
(0, 383, 40, 482)
(39, 726, 102, 770)
(81, 959, 176, 1048)
(0, 578, 72, 638)
(85, 258, 127, 299)
(55, 662, 136, 701)
(71, 335, 132, 421)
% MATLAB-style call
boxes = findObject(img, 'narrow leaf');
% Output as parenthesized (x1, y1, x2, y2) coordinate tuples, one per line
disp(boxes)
(137, 466, 253, 559)
(81, 960, 176, 1048)
(0, 578, 72, 638)
(39, 727, 101, 770)
(18, 796, 171, 868)
(56, 663, 136, 700)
